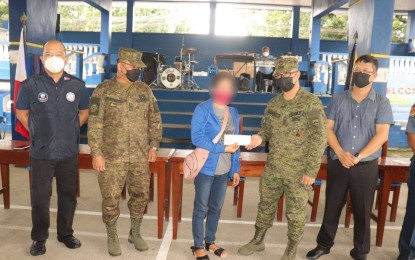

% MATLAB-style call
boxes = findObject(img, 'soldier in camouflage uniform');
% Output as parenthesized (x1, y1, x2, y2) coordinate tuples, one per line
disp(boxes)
(88, 48, 162, 256)
(238, 57, 327, 260)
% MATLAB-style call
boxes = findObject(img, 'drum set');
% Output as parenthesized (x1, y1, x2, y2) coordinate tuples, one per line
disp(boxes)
(149, 47, 200, 90)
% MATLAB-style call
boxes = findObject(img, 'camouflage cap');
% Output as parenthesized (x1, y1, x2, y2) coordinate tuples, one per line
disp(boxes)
(118, 47, 147, 68)
(273, 57, 299, 76)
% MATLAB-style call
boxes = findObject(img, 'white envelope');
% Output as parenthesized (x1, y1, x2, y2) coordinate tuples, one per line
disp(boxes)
(224, 135, 251, 146)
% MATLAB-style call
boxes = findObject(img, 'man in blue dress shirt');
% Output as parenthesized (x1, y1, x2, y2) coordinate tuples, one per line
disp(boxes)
(255, 46, 274, 91)
(397, 104, 415, 260)
(306, 55, 394, 260)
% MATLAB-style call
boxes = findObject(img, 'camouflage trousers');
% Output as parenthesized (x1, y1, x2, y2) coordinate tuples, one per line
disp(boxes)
(98, 161, 150, 223)
(255, 167, 310, 243)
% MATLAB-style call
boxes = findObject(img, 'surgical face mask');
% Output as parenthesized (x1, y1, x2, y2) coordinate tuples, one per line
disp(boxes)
(263, 52, 270, 57)
(44, 56, 65, 73)
(213, 90, 234, 105)
(353, 72, 371, 88)
(275, 77, 296, 92)
(125, 68, 141, 82)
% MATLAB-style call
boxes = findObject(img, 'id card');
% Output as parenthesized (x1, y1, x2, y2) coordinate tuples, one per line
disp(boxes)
(224, 135, 251, 146)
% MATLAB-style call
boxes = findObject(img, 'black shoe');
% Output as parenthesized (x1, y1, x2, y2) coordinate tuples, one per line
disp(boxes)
(306, 246, 330, 260)
(57, 235, 81, 249)
(397, 255, 409, 260)
(30, 241, 46, 256)
(350, 249, 367, 260)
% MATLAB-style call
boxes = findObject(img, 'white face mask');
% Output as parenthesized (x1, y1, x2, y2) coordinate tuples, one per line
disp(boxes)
(263, 52, 270, 57)
(44, 56, 65, 73)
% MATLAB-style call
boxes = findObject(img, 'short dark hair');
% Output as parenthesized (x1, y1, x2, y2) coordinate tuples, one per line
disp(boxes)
(210, 72, 237, 92)
(262, 46, 270, 51)
(355, 54, 379, 72)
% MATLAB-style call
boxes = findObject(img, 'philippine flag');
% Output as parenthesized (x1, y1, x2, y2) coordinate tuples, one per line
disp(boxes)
(14, 28, 30, 139)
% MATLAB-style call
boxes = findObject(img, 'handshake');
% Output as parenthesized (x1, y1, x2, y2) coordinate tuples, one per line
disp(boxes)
(224, 134, 263, 153)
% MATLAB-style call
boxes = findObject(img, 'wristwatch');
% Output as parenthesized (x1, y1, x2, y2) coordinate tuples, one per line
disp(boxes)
(354, 152, 362, 160)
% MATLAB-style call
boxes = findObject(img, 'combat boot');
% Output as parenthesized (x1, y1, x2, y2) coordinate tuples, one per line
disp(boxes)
(238, 226, 267, 256)
(105, 221, 122, 256)
(280, 240, 300, 260)
(128, 218, 148, 251)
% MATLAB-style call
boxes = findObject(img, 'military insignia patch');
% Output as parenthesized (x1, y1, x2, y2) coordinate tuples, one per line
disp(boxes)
(38, 92, 48, 103)
(410, 105, 415, 118)
(89, 97, 100, 116)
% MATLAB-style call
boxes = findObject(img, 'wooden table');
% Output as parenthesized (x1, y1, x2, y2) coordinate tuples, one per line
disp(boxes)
(0, 140, 175, 239)
(170, 149, 409, 246)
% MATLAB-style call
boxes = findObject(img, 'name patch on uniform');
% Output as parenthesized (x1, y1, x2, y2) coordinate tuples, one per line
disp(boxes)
(38, 92, 48, 103)
(289, 111, 303, 121)
(66, 92, 75, 102)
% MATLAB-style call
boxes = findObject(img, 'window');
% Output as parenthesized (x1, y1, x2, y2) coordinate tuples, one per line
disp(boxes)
(299, 10, 311, 39)
(215, 4, 293, 37)
(320, 13, 348, 41)
(58, 2, 100, 32)
(392, 15, 407, 43)
(133, 2, 210, 34)
(112, 1, 127, 32)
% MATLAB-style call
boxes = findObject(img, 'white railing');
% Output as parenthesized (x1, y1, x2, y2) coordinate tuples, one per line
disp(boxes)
(63, 43, 104, 80)
(0, 41, 9, 61)
(389, 56, 415, 75)
(320, 52, 348, 64)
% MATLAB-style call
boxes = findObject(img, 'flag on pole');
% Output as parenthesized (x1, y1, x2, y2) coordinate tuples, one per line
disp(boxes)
(14, 28, 30, 139)
(344, 41, 357, 90)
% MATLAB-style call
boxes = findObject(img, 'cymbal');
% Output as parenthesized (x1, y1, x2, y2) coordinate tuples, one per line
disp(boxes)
(183, 48, 198, 55)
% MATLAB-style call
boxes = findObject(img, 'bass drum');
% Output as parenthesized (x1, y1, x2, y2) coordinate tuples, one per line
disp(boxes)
(161, 67, 181, 89)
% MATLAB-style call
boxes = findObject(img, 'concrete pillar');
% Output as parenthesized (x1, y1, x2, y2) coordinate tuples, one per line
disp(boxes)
(348, 0, 395, 94)
(9, 0, 58, 140)
(407, 10, 415, 41)
(309, 16, 321, 61)
(125, 0, 134, 48)
(290, 6, 300, 54)
(209, 2, 217, 36)
(100, 9, 112, 77)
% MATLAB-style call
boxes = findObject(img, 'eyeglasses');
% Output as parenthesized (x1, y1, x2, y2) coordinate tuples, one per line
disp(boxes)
(353, 70, 375, 75)
(274, 71, 298, 79)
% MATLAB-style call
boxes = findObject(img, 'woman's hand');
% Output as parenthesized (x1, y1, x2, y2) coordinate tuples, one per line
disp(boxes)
(232, 173, 240, 187)
(246, 134, 262, 150)
(225, 143, 240, 153)
(93, 156, 106, 172)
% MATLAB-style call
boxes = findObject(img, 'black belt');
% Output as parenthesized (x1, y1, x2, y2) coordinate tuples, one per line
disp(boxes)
(331, 158, 377, 165)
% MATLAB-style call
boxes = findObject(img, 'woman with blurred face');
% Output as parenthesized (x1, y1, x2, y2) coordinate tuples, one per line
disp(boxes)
(190, 72, 241, 259)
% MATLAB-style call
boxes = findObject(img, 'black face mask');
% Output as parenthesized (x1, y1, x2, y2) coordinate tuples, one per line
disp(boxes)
(275, 77, 295, 92)
(125, 68, 141, 82)
(353, 72, 371, 88)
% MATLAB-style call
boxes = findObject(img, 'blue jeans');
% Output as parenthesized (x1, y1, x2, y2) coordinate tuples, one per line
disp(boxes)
(192, 173, 229, 248)
(399, 156, 415, 258)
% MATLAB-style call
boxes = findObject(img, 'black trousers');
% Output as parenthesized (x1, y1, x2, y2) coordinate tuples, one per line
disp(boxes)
(30, 156, 78, 241)
(255, 71, 273, 92)
(317, 157, 378, 257)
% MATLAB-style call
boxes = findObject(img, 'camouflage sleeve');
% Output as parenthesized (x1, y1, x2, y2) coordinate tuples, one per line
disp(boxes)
(87, 85, 106, 157)
(303, 98, 328, 178)
(147, 87, 162, 148)
(257, 104, 273, 143)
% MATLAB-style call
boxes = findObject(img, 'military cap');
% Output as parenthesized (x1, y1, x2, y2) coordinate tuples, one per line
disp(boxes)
(273, 57, 299, 76)
(118, 47, 147, 68)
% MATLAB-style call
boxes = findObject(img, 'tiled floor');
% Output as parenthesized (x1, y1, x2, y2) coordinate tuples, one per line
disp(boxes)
(0, 164, 409, 260)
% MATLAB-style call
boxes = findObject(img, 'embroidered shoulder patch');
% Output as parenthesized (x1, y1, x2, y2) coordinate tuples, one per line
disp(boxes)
(89, 97, 100, 116)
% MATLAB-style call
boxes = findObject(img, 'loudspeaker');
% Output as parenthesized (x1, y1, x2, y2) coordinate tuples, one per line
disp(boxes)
(239, 73, 250, 92)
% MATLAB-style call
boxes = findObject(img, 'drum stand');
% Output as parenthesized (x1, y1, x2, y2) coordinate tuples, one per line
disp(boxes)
(149, 53, 163, 88)
(181, 52, 200, 90)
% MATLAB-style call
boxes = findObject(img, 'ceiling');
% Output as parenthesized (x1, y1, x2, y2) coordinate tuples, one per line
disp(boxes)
(125, 0, 415, 11)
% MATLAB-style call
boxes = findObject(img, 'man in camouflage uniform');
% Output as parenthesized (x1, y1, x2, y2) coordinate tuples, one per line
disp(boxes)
(88, 48, 162, 256)
(238, 57, 327, 260)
